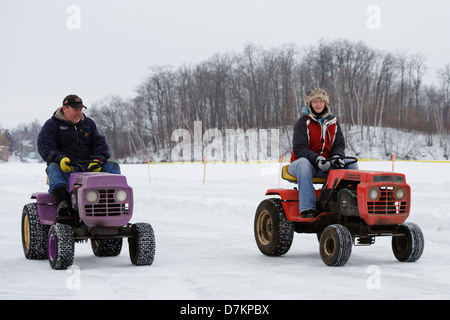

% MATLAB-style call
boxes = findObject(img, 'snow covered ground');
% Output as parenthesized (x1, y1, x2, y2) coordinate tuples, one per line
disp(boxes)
(1, 160, 449, 300)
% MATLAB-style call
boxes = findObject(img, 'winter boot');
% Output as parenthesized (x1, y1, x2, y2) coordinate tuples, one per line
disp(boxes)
(52, 187, 71, 217)
(301, 209, 317, 219)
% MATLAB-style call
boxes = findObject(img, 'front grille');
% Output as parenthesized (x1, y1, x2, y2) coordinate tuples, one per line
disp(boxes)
(368, 187, 407, 215)
(85, 189, 130, 217)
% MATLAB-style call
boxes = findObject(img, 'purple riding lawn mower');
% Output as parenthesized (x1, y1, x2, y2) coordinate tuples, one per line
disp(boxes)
(21, 160, 156, 270)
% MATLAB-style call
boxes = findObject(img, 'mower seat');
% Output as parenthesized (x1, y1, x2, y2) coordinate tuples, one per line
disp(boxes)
(281, 165, 326, 184)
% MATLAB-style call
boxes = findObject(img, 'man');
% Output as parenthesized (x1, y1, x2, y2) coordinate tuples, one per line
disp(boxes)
(38, 94, 120, 216)
(288, 88, 358, 218)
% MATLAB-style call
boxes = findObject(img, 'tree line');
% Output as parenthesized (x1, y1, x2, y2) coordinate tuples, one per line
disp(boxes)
(4, 39, 450, 161)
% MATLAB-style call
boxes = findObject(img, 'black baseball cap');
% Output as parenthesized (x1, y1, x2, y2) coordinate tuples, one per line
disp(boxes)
(62, 94, 87, 109)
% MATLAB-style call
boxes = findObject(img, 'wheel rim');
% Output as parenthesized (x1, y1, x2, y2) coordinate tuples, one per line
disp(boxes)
(256, 210, 273, 246)
(323, 237, 336, 257)
(48, 234, 56, 261)
(23, 214, 30, 251)
(394, 236, 408, 253)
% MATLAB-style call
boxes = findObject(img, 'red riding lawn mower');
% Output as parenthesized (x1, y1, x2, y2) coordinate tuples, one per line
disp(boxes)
(254, 156, 424, 266)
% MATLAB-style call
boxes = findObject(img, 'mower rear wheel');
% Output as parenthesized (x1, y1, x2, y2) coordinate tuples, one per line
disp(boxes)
(254, 198, 294, 256)
(91, 238, 123, 257)
(392, 222, 424, 262)
(319, 224, 352, 266)
(21, 203, 49, 260)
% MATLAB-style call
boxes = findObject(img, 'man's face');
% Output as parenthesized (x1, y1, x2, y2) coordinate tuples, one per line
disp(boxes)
(63, 106, 83, 125)
(311, 98, 325, 114)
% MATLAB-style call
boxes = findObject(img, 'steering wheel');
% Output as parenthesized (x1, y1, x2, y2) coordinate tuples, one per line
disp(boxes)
(320, 156, 358, 169)
(67, 160, 103, 172)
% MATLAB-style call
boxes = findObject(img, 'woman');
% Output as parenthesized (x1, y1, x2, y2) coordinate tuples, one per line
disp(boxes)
(288, 88, 358, 218)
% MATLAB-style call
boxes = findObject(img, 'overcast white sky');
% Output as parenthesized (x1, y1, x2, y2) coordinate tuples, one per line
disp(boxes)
(1, 0, 450, 129)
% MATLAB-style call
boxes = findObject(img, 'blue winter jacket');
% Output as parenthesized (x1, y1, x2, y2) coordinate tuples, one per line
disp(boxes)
(38, 107, 110, 165)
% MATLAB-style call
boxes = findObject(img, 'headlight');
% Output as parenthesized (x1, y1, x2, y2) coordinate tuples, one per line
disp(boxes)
(116, 190, 127, 202)
(368, 188, 379, 200)
(86, 191, 98, 203)
(394, 187, 405, 200)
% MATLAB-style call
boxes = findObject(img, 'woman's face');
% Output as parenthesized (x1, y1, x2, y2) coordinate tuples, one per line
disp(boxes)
(311, 98, 325, 114)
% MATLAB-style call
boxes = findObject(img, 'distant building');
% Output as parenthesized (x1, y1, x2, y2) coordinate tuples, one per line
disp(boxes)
(0, 131, 10, 161)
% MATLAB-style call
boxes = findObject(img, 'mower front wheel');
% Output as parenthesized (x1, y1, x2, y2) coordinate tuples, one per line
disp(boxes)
(48, 223, 75, 270)
(392, 222, 424, 262)
(319, 224, 352, 266)
(128, 223, 155, 266)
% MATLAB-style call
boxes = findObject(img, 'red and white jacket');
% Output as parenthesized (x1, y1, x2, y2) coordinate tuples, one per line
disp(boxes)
(290, 108, 345, 166)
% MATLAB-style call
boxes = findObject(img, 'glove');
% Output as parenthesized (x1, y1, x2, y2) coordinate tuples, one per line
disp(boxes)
(60, 157, 74, 173)
(316, 155, 330, 171)
(88, 159, 102, 172)
(331, 155, 345, 169)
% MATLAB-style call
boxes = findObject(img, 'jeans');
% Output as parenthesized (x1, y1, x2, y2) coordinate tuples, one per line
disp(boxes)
(288, 157, 359, 213)
(47, 160, 121, 194)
